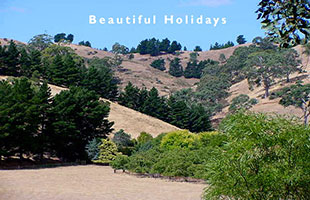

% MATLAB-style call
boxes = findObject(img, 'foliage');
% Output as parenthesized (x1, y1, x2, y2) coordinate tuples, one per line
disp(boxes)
(160, 130, 200, 150)
(210, 41, 234, 50)
(137, 38, 181, 56)
(169, 58, 183, 77)
(79, 41, 91, 47)
(94, 139, 120, 164)
(110, 154, 129, 170)
(137, 132, 153, 144)
(246, 50, 285, 98)
(85, 138, 102, 160)
(49, 87, 113, 161)
(229, 94, 258, 113)
(28, 34, 53, 51)
(204, 112, 310, 200)
(112, 42, 129, 55)
(236, 35, 247, 45)
(54, 33, 74, 43)
(276, 82, 310, 125)
(256, 0, 310, 47)
(252, 36, 277, 50)
(150, 59, 166, 71)
(194, 46, 202, 51)
(112, 129, 133, 147)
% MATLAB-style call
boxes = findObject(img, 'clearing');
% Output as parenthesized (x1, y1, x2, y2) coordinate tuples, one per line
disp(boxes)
(0, 165, 205, 200)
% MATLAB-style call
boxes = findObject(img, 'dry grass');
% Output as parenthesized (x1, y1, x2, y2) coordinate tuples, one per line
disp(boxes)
(0, 165, 205, 200)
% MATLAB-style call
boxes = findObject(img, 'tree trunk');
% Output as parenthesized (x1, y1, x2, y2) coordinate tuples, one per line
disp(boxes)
(264, 86, 269, 99)
(286, 73, 290, 83)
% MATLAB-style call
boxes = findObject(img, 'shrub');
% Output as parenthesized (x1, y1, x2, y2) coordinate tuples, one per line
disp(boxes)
(85, 138, 102, 161)
(204, 112, 310, 200)
(137, 132, 153, 144)
(160, 130, 200, 150)
(93, 139, 120, 164)
(110, 155, 130, 171)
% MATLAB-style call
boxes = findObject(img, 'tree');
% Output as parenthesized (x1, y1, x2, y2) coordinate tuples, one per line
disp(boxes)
(82, 65, 118, 100)
(189, 52, 199, 62)
(150, 59, 166, 71)
(2, 40, 20, 76)
(54, 33, 66, 43)
(0, 78, 40, 158)
(28, 34, 53, 51)
(194, 46, 202, 51)
(246, 50, 284, 98)
(219, 53, 226, 63)
(94, 139, 120, 164)
(142, 87, 167, 120)
(188, 104, 212, 132)
(279, 48, 302, 82)
(252, 36, 277, 50)
(205, 112, 310, 199)
(256, 0, 310, 47)
(167, 96, 190, 129)
(112, 129, 132, 147)
(66, 34, 74, 43)
(168, 41, 182, 54)
(112, 42, 129, 55)
(118, 82, 141, 110)
(277, 82, 310, 125)
(137, 132, 153, 144)
(169, 58, 183, 77)
(49, 87, 113, 161)
(85, 41, 91, 47)
(236, 35, 247, 45)
(159, 38, 170, 52)
(229, 94, 258, 113)
(303, 43, 310, 67)
(85, 138, 102, 161)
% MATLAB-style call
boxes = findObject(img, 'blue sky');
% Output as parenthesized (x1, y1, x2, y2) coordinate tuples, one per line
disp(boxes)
(0, 0, 265, 50)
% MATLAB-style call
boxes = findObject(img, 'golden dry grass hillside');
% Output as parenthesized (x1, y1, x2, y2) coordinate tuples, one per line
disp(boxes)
(2, 38, 310, 123)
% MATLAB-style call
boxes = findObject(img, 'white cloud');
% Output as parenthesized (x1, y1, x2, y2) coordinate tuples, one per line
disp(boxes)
(180, 0, 232, 7)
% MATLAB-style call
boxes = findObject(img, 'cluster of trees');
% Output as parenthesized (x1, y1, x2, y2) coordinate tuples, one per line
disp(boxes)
(108, 112, 310, 200)
(118, 82, 212, 133)
(0, 40, 119, 101)
(210, 41, 234, 50)
(0, 78, 113, 161)
(112, 43, 129, 55)
(184, 58, 218, 79)
(136, 38, 182, 56)
(54, 33, 74, 43)
(78, 41, 92, 47)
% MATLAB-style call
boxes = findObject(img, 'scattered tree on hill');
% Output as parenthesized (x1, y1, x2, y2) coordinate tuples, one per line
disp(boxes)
(210, 41, 234, 50)
(252, 36, 277, 50)
(159, 38, 170, 52)
(54, 33, 66, 43)
(275, 82, 310, 125)
(256, 0, 310, 47)
(246, 50, 284, 98)
(189, 52, 199, 63)
(169, 58, 183, 77)
(194, 46, 202, 52)
(236, 35, 247, 45)
(150, 59, 166, 71)
(279, 48, 302, 82)
(67, 34, 74, 43)
(28, 34, 53, 51)
(229, 94, 258, 113)
(303, 43, 310, 67)
(112, 42, 129, 55)
(219, 53, 226, 63)
(79, 41, 91, 47)
(168, 41, 182, 54)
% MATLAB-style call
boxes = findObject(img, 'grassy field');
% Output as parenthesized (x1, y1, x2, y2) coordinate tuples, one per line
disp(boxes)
(0, 165, 205, 200)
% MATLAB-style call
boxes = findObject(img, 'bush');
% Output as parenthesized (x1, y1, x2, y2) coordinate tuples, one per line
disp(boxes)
(93, 139, 120, 164)
(204, 112, 310, 200)
(160, 130, 200, 150)
(137, 132, 153, 144)
(110, 155, 130, 171)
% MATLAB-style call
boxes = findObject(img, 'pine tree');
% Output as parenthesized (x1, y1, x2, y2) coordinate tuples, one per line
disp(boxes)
(169, 58, 183, 77)
(4, 41, 20, 76)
